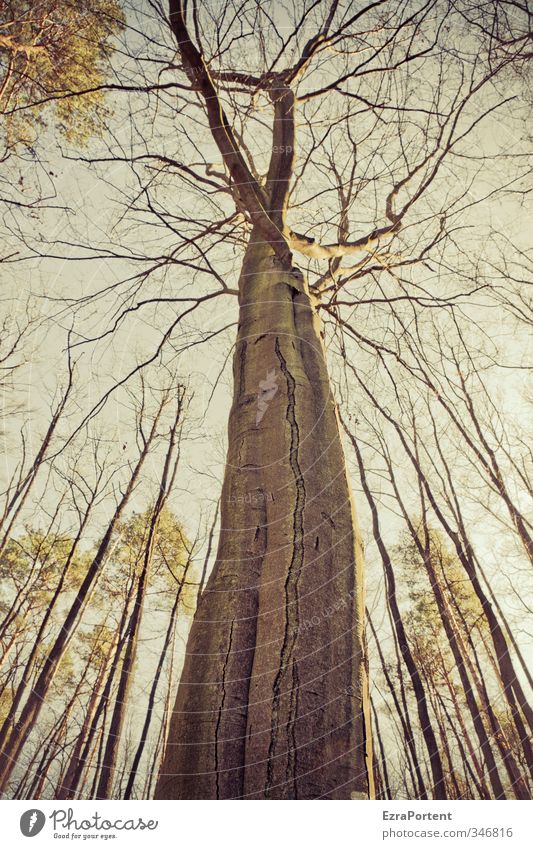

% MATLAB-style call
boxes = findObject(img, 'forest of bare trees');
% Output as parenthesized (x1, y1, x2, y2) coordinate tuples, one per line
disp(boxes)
(0, 0, 531, 801)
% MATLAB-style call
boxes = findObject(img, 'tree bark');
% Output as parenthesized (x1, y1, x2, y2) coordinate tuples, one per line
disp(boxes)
(157, 233, 372, 799)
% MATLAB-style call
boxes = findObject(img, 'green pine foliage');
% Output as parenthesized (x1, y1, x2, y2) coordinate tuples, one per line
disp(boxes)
(0, 0, 124, 146)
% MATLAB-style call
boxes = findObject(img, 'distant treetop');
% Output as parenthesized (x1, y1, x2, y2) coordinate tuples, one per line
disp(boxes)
(0, 0, 124, 148)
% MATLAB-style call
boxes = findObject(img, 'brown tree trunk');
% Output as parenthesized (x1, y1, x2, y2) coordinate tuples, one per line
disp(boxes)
(157, 233, 373, 799)
(56, 630, 120, 800)
(0, 403, 163, 794)
(368, 615, 428, 799)
(371, 700, 392, 800)
(57, 588, 136, 800)
(148, 624, 178, 799)
(433, 689, 475, 798)
(96, 400, 183, 799)
(438, 646, 490, 799)
(124, 553, 191, 799)
(0, 508, 92, 758)
(95, 561, 149, 799)
(423, 417, 533, 766)
(345, 420, 445, 798)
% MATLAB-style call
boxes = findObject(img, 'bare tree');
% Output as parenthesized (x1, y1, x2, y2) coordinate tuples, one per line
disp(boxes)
(0, 0, 530, 801)
(0, 384, 171, 793)
(95, 388, 186, 798)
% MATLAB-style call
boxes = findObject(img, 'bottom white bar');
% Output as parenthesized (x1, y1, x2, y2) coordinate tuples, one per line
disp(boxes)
(1, 799, 531, 849)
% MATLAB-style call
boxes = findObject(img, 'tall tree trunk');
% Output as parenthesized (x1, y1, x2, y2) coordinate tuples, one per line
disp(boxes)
(378, 449, 507, 799)
(124, 553, 190, 799)
(94, 571, 147, 799)
(433, 686, 480, 799)
(57, 631, 118, 800)
(437, 645, 490, 799)
(57, 589, 135, 800)
(0, 403, 163, 794)
(368, 615, 427, 799)
(345, 419, 444, 798)
(157, 233, 372, 799)
(429, 688, 461, 799)
(96, 399, 183, 799)
(86, 711, 108, 799)
(0, 508, 92, 759)
(148, 625, 178, 799)
(371, 699, 392, 800)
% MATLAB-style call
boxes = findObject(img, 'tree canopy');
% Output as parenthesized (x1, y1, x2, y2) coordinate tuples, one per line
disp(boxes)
(1, 0, 124, 147)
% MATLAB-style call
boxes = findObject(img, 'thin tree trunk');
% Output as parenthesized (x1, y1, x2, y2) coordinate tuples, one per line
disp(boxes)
(368, 615, 427, 799)
(148, 608, 179, 799)
(0, 403, 164, 794)
(86, 711, 108, 799)
(434, 686, 480, 799)
(94, 549, 150, 799)
(407, 456, 531, 798)
(344, 420, 444, 798)
(424, 412, 533, 752)
(426, 408, 533, 694)
(124, 554, 190, 799)
(437, 645, 490, 799)
(353, 378, 524, 800)
(57, 588, 136, 800)
(56, 631, 118, 799)
(96, 400, 183, 799)
(347, 360, 533, 765)
(429, 687, 460, 799)
(443, 568, 530, 793)
(371, 699, 392, 801)
(380, 448, 507, 799)
(197, 499, 219, 599)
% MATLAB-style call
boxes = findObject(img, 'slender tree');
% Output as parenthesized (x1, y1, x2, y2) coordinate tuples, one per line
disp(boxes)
(96, 393, 185, 798)
(0, 388, 169, 793)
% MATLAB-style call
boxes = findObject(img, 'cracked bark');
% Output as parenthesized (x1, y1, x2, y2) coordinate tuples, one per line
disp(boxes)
(158, 9, 371, 798)
(156, 232, 372, 799)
